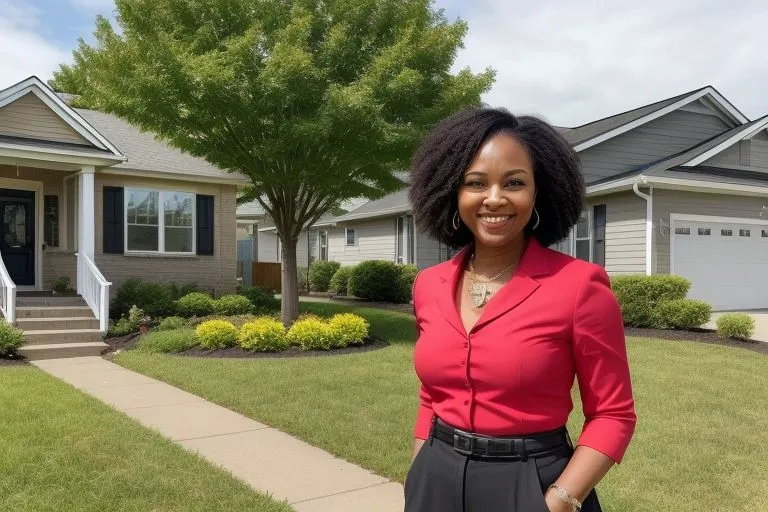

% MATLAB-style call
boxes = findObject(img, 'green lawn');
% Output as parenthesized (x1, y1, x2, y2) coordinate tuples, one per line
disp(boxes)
(115, 302, 768, 511)
(0, 366, 292, 512)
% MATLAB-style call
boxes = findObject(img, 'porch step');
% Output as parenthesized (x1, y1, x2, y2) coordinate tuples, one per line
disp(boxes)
(16, 296, 88, 307)
(22, 329, 104, 346)
(16, 317, 100, 331)
(17, 342, 110, 361)
(15, 306, 95, 319)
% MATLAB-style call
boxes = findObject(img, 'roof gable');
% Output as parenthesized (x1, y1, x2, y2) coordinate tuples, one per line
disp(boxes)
(681, 114, 768, 167)
(0, 92, 92, 146)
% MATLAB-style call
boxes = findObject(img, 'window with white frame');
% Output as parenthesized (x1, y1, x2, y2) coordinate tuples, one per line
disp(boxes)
(126, 189, 195, 253)
(574, 211, 592, 261)
(345, 228, 357, 246)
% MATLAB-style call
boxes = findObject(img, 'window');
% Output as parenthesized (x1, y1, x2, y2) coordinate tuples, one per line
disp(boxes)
(318, 230, 328, 261)
(44, 195, 58, 248)
(345, 228, 357, 246)
(739, 229, 751, 237)
(126, 189, 195, 253)
(721, 229, 732, 237)
(675, 227, 691, 235)
(698, 228, 711, 236)
(574, 211, 591, 261)
(396, 215, 415, 264)
(763, 229, 768, 238)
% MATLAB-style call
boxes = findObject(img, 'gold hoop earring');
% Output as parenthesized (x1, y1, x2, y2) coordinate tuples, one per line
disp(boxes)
(452, 211, 461, 231)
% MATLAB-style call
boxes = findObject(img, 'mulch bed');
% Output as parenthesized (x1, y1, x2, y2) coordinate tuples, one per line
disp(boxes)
(625, 327, 768, 355)
(0, 353, 28, 366)
(103, 333, 143, 352)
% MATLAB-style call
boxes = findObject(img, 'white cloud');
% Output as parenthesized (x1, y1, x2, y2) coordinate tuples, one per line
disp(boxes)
(448, 0, 768, 126)
(68, 0, 116, 14)
(0, 1, 71, 87)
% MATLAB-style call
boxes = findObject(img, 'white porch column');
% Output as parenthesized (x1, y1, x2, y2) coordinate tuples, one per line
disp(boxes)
(78, 166, 95, 258)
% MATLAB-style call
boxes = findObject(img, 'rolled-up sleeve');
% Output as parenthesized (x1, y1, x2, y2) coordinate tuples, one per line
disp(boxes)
(572, 265, 637, 463)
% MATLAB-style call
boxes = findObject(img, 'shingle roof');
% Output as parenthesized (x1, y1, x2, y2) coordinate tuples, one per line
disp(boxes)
(333, 187, 411, 222)
(75, 108, 248, 183)
(649, 166, 768, 189)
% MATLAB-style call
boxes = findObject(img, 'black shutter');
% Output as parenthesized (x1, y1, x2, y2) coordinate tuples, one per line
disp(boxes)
(593, 204, 607, 267)
(103, 186, 124, 254)
(197, 194, 214, 255)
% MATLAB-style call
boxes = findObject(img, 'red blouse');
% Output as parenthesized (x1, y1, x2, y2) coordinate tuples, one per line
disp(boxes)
(412, 238, 637, 463)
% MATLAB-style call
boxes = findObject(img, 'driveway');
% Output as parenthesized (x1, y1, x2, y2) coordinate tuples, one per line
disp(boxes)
(706, 310, 768, 343)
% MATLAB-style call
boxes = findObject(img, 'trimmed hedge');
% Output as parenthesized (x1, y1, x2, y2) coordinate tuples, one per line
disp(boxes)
(329, 266, 355, 296)
(239, 286, 280, 314)
(309, 261, 341, 293)
(214, 295, 253, 316)
(176, 292, 216, 317)
(348, 260, 401, 302)
(328, 313, 369, 347)
(239, 317, 288, 352)
(0, 320, 23, 356)
(111, 278, 198, 320)
(157, 316, 186, 331)
(611, 275, 691, 327)
(195, 320, 238, 349)
(652, 299, 712, 330)
(287, 316, 333, 350)
(716, 313, 755, 340)
(396, 264, 418, 303)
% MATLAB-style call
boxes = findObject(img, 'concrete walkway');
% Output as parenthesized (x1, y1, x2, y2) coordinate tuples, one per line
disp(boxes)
(32, 356, 404, 512)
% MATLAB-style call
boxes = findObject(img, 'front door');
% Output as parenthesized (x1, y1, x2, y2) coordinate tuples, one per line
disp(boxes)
(0, 189, 35, 286)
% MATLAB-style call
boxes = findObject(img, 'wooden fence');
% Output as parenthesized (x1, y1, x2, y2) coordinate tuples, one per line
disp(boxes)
(251, 262, 282, 292)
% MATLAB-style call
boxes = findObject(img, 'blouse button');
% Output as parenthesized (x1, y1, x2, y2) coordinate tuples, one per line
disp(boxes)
(464, 400, 469, 405)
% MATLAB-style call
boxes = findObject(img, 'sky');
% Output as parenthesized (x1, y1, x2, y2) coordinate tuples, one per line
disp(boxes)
(1, 0, 766, 127)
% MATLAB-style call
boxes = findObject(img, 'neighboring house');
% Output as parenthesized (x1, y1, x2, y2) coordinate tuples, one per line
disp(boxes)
(255, 86, 768, 311)
(0, 76, 247, 343)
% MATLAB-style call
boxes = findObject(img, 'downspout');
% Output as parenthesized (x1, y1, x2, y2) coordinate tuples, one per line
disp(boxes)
(632, 176, 653, 276)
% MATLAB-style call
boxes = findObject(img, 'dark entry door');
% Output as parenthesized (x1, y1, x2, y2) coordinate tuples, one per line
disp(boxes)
(0, 189, 35, 286)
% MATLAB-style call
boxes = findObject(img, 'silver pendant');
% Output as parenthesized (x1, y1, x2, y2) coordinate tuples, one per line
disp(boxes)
(469, 282, 488, 308)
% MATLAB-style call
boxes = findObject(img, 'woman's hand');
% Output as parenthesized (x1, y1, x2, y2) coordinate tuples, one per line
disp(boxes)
(544, 488, 574, 512)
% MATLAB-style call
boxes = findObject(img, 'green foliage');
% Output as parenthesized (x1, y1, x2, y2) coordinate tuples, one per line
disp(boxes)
(328, 313, 369, 347)
(652, 299, 712, 330)
(111, 278, 198, 319)
(238, 317, 288, 352)
(310, 261, 341, 292)
(611, 275, 691, 327)
(176, 292, 216, 318)
(328, 266, 355, 296)
(348, 260, 401, 302)
(50, 0, 494, 324)
(239, 286, 280, 314)
(195, 320, 238, 349)
(53, 276, 73, 293)
(214, 294, 253, 316)
(107, 317, 139, 338)
(716, 313, 756, 340)
(0, 320, 23, 355)
(286, 316, 333, 351)
(297, 267, 310, 295)
(138, 328, 198, 353)
(157, 316, 187, 331)
(395, 264, 418, 303)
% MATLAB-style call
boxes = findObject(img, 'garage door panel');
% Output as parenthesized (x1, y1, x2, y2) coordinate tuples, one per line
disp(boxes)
(672, 218, 768, 310)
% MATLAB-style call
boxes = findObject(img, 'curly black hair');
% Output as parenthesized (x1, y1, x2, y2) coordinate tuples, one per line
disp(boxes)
(408, 107, 585, 249)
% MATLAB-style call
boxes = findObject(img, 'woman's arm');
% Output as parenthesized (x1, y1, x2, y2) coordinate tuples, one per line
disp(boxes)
(544, 446, 614, 510)
(412, 438, 426, 461)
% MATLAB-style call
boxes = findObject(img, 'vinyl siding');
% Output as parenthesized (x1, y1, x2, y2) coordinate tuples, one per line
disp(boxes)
(588, 192, 647, 274)
(578, 109, 731, 183)
(653, 190, 768, 274)
(327, 218, 396, 265)
(702, 142, 742, 167)
(416, 231, 441, 269)
(0, 92, 91, 145)
(751, 140, 768, 169)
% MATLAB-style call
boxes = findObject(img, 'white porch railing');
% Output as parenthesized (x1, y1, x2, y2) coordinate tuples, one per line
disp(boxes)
(76, 252, 111, 333)
(0, 252, 16, 324)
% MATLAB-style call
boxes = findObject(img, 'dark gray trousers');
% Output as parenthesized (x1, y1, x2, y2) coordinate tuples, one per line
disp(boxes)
(404, 431, 602, 512)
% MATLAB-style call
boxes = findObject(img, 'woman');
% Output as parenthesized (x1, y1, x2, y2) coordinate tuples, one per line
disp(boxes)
(405, 108, 637, 512)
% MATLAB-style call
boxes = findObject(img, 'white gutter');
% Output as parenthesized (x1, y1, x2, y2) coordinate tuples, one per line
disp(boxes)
(632, 176, 653, 276)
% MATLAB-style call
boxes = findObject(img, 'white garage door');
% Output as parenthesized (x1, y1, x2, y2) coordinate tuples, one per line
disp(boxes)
(672, 217, 768, 311)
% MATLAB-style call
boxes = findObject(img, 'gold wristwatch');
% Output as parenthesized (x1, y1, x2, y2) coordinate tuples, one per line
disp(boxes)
(548, 484, 582, 511)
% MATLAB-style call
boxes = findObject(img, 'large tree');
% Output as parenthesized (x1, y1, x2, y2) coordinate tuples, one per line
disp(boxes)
(51, 0, 494, 324)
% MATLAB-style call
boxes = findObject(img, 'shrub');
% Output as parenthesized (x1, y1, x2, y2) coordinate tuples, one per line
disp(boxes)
(286, 316, 333, 350)
(195, 320, 238, 349)
(611, 275, 691, 327)
(298, 267, 310, 294)
(214, 294, 253, 315)
(396, 264, 418, 303)
(157, 316, 187, 331)
(309, 261, 341, 292)
(239, 286, 280, 314)
(328, 313, 369, 347)
(138, 328, 198, 353)
(176, 292, 216, 317)
(716, 313, 756, 340)
(652, 299, 712, 330)
(239, 317, 288, 352)
(107, 317, 139, 338)
(110, 278, 193, 319)
(348, 260, 401, 302)
(328, 266, 355, 296)
(53, 276, 73, 293)
(0, 320, 23, 356)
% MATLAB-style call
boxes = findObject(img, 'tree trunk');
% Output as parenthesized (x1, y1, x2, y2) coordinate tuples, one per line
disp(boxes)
(280, 236, 300, 326)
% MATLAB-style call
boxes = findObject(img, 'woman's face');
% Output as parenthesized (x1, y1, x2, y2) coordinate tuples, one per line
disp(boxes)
(457, 133, 536, 250)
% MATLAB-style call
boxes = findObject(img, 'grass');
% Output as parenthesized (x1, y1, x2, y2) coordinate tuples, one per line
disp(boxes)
(115, 302, 768, 511)
(0, 366, 292, 512)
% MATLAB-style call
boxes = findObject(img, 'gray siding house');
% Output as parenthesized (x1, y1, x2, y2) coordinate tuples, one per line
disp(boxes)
(240, 86, 768, 311)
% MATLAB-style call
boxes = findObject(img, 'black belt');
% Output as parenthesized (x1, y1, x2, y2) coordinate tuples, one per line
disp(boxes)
(431, 418, 569, 460)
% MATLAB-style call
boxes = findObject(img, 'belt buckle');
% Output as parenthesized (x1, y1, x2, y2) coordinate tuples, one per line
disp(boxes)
(452, 430, 475, 456)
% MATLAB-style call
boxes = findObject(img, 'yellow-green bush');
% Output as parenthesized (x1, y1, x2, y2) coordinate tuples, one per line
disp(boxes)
(195, 320, 238, 349)
(716, 313, 755, 340)
(328, 313, 369, 347)
(286, 316, 333, 350)
(239, 317, 287, 352)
